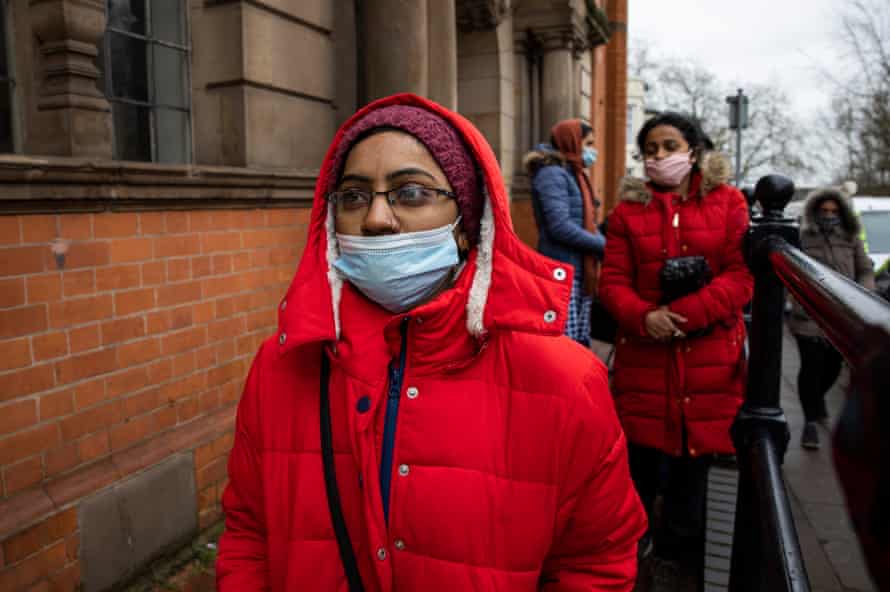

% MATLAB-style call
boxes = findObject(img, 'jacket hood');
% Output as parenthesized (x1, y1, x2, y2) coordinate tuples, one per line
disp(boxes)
(276, 93, 573, 355)
(800, 186, 860, 237)
(618, 151, 732, 204)
(523, 144, 565, 176)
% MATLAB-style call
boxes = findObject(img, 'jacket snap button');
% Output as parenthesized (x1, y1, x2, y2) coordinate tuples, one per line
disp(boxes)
(356, 396, 371, 413)
(683, 397, 691, 404)
(376, 547, 387, 561)
(543, 310, 557, 323)
(280, 300, 287, 311)
(278, 332, 287, 345)
(690, 448, 697, 456)
(406, 387, 418, 399)
(398, 464, 409, 476)
(394, 539, 406, 551)
(682, 245, 688, 252)
(553, 267, 567, 281)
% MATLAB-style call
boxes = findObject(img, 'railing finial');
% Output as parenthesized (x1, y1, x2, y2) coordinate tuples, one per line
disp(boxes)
(753, 175, 795, 218)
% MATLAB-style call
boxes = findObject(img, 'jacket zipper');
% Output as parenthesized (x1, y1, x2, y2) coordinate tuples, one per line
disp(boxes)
(380, 317, 409, 524)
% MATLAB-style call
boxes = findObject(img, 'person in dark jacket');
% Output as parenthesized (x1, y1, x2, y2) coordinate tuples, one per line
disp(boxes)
(788, 186, 875, 450)
(523, 120, 605, 346)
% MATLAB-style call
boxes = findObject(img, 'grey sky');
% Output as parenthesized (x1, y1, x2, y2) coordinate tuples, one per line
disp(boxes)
(628, 0, 844, 120)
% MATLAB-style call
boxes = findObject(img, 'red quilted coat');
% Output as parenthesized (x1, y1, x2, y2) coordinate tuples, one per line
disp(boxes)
(599, 154, 753, 457)
(217, 94, 646, 591)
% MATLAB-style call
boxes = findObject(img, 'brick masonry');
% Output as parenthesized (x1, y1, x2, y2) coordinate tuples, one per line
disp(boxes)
(0, 208, 309, 590)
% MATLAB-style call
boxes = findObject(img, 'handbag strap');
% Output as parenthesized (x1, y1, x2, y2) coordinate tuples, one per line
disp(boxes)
(319, 351, 366, 592)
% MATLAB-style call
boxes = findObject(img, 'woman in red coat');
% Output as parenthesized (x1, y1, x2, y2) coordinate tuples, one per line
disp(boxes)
(216, 94, 646, 591)
(599, 112, 752, 588)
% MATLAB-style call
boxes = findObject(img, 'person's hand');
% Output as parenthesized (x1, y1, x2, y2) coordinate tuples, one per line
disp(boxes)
(644, 306, 688, 342)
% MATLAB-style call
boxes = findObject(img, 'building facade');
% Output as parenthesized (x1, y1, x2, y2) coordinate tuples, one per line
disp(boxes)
(0, 1, 628, 589)
(625, 76, 646, 178)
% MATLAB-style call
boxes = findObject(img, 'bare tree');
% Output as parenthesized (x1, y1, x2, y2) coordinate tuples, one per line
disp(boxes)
(828, 0, 890, 193)
(627, 39, 812, 184)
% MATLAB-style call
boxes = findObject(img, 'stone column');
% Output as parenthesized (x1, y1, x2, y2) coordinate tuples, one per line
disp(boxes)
(428, 0, 457, 109)
(540, 40, 574, 139)
(29, 0, 113, 158)
(362, 0, 428, 102)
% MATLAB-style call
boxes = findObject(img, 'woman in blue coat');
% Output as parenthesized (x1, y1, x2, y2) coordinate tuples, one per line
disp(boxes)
(524, 119, 605, 346)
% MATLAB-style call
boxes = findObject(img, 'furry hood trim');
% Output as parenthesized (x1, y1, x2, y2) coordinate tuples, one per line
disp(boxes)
(801, 186, 860, 237)
(522, 145, 566, 176)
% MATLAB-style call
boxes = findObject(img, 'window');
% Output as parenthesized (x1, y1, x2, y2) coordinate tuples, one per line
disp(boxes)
(0, 3, 15, 153)
(101, 0, 191, 163)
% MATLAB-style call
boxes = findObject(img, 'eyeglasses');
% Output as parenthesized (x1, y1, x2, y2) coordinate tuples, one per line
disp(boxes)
(327, 183, 455, 216)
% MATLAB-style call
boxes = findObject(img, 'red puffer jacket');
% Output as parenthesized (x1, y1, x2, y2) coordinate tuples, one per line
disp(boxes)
(599, 155, 753, 457)
(217, 94, 646, 591)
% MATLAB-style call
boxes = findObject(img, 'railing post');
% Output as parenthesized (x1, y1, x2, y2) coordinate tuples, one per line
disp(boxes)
(729, 175, 810, 591)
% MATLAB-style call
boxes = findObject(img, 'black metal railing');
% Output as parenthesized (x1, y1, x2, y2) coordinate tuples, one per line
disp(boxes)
(728, 175, 890, 591)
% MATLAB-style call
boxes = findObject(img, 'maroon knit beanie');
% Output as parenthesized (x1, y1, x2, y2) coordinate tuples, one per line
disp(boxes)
(326, 105, 483, 242)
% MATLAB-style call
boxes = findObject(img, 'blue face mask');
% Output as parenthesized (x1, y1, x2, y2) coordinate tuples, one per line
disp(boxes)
(332, 217, 462, 314)
(582, 146, 598, 168)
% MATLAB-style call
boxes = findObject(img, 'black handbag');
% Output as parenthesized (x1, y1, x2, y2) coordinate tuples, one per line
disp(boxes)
(589, 299, 617, 344)
(659, 256, 712, 304)
(659, 256, 712, 338)
(320, 352, 366, 592)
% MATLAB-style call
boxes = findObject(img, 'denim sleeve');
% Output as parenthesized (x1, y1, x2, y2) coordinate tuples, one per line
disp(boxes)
(532, 167, 606, 257)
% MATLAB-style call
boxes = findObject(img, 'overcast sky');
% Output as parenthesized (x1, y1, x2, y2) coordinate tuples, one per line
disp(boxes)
(628, 0, 844, 121)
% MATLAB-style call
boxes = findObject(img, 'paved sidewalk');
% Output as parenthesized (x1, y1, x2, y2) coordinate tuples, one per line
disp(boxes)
(779, 331, 876, 592)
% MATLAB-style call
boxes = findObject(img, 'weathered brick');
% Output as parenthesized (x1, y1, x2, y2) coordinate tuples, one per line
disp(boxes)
(45, 443, 81, 477)
(21, 215, 58, 243)
(200, 231, 241, 254)
(0, 278, 26, 308)
(207, 316, 246, 343)
(211, 254, 233, 275)
(39, 390, 74, 421)
(141, 261, 165, 285)
(68, 323, 101, 354)
(94, 213, 139, 238)
(0, 399, 37, 436)
(48, 561, 80, 592)
(0, 216, 21, 245)
(101, 316, 145, 345)
(0, 423, 60, 465)
(156, 280, 202, 308)
(71, 378, 106, 411)
(62, 242, 110, 269)
(191, 255, 212, 278)
(199, 389, 220, 414)
(0, 337, 31, 370)
(0, 540, 66, 590)
(221, 381, 241, 405)
(95, 264, 141, 292)
(139, 212, 165, 235)
(166, 258, 191, 282)
(65, 532, 79, 562)
(116, 337, 161, 367)
(192, 301, 214, 324)
(215, 339, 236, 363)
(197, 345, 218, 369)
(265, 209, 304, 227)
(196, 456, 227, 490)
(162, 326, 207, 355)
(159, 373, 205, 403)
(146, 358, 173, 384)
(176, 396, 200, 423)
(169, 305, 193, 330)
(246, 308, 276, 332)
(55, 348, 116, 384)
(48, 294, 113, 329)
(114, 288, 156, 316)
(109, 237, 153, 264)
(231, 252, 251, 272)
(61, 269, 95, 298)
(0, 305, 48, 340)
(32, 331, 68, 361)
(59, 400, 121, 441)
(25, 274, 62, 303)
(154, 405, 177, 431)
(3, 457, 45, 497)
(78, 430, 110, 462)
(202, 276, 234, 299)
(188, 211, 214, 231)
(105, 366, 150, 398)
(171, 351, 197, 377)
(154, 235, 200, 258)
(164, 212, 190, 233)
(58, 214, 93, 241)
(109, 413, 157, 451)
(120, 388, 160, 419)
(0, 364, 55, 402)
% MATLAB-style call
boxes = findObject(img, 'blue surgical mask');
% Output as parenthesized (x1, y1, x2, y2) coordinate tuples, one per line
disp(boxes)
(582, 147, 598, 168)
(332, 217, 462, 313)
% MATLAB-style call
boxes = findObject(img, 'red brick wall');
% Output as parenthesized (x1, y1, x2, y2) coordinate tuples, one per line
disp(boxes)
(0, 208, 309, 590)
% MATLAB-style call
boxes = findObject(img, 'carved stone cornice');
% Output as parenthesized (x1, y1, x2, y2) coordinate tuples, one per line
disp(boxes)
(455, 0, 508, 33)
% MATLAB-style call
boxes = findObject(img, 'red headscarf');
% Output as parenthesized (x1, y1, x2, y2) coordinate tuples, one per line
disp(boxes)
(551, 119, 600, 295)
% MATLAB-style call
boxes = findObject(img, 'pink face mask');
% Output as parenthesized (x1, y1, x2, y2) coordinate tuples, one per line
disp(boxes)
(645, 152, 693, 188)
